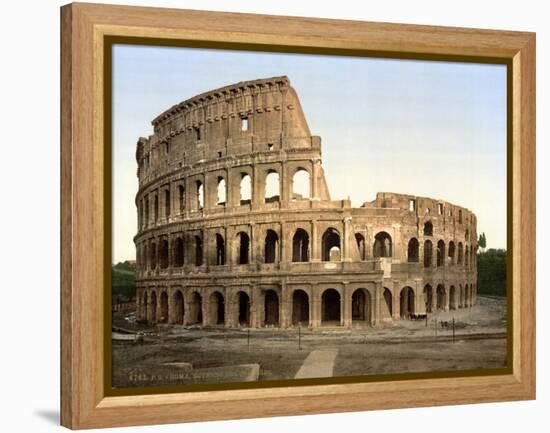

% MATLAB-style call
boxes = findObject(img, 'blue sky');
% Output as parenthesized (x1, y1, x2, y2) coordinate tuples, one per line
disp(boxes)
(112, 44, 507, 262)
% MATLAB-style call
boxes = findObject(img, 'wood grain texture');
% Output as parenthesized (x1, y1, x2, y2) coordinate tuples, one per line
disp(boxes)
(60, 2, 536, 429)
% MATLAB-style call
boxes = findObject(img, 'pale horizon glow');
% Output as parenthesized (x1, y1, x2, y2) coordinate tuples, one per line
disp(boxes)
(112, 45, 507, 263)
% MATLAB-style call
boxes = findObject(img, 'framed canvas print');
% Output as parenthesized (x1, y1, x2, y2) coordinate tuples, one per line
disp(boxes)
(60, 2, 536, 429)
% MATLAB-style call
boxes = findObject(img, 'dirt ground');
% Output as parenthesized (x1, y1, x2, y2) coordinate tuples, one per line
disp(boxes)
(112, 296, 508, 388)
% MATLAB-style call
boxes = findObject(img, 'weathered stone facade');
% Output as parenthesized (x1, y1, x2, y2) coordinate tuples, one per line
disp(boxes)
(134, 76, 477, 328)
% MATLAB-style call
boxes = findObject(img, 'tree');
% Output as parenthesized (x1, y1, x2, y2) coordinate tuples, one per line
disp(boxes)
(478, 232, 487, 252)
(477, 249, 506, 296)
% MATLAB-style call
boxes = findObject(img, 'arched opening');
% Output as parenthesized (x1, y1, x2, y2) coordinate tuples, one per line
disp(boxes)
(237, 291, 250, 326)
(265, 171, 280, 203)
(436, 284, 446, 311)
(424, 284, 433, 313)
(459, 285, 464, 308)
(154, 195, 159, 221)
(465, 284, 470, 306)
(373, 231, 392, 257)
(400, 287, 415, 318)
(196, 181, 204, 210)
(178, 185, 185, 212)
(383, 288, 393, 318)
(194, 235, 203, 266)
(142, 292, 148, 321)
(437, 240, 445, 267)
(322, 289, 341, 323)
(217, 177, 226, 205)
(424, 240, 433, 267)
(164, 189, 171, 218)
(449, 286, 457, 310)
(189, 292, 202, 325)
(236, 232, 250, 265)
(143, 244, 148, 270)
(355, 233, 366, 260)
(215, 234, 225, 265)
(292, 229, 309, 262)
(458, 242, 464, 265)
(159, 239, 169, 269)
(159, 291, 169, 323)
(423, 221, 433, 236)
(352, 289, 371, 324)
(240, 173, 252, 205)
(150, 241, 157, 269)
(264, 290, 279, 326)
(210, 291, 225, 325)
(150, 291, 158, 322)
(322, 228, 341, 261)
(264, 230, 279, 263)
(173, 237, 184, 267)
(448, 241, 456, 265)
(292, 168, 310, 199)
(292, 290, 309, 325)
(465, 246, 470, 267)
(408, 238, 419, 262)
(172, 290, 184, 324)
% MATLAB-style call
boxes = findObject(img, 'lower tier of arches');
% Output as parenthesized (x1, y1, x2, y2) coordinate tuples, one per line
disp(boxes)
(135, 280, 477, 328)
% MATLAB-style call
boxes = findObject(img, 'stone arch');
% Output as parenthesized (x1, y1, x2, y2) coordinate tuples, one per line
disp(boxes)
(383, 288, 393, 318)
(240, 173, 252, 205)
(188, 292, 203, 325)
(159, 239, 169, 269)
(154, 195, 159, 221)
(373, 231, 392, 257)
(178, 185, 185, 212)
(173, 237, 184, 267)
(458, 242, 464, 265)
(448, 241, 456, 264)
(264, 289, 279, 326)
(408, 238, 419, 262)
(237, 291, 251, 326)
(159, 291, 169, 323)
(424, 284, 433, 313)
(209, 291, 225, 325)
(465, 246, 470, 267)
(322, 228, 341, 261)
(355, 233, 366, 260)
(264, 229, 279, 263)
(265, 170, 280, 203)
(164, 189, 171, 218)
(194, 235, 203, 266)
(142, 243, 148, 270)
(424, 240, 433, 267)
(215, 233, 225, 265)
(150, 241, 157, 270)
(142, 291, 148, 321)
(236, 231, 250, 265)
(465, 284, 470, 306)
(459, 284, 464, 308)
(351, 288, 372, 324)
(321, 288, 341, 323)
(400, 286, 415, 318)
(216, 177, 226, 205)
(196, 180, 204, 210)
(292, 228, 309, 262)
(292, 168, 311, 199)
(436, 284, 446, 311)
(150, 290, 158, 322)
(437, 240, 445, 267)
(449, 286, 457, 310)
(423, 221, 433, 236)
(172, 290, 184, 324)
(292, 289, 309, 326)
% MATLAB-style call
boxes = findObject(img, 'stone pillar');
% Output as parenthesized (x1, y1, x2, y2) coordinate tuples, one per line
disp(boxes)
(311, 220, 320, 262)
(311, 158, 320, 199)
(393, 281, 401, 320)
(252, 165, 262, 209)
(311, 288, 320, 328)
(374, 282, 382, 326)
(342, 284, 351, 327)
(343, 217, 351, 261)
(281, 162, 290, 204)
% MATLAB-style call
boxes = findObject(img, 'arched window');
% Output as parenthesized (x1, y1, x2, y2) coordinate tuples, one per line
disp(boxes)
(150, 241, 157, 269)
(292, 168, 310, 199)
(173, 237, 184, 267)
(437, 240, 445, 267)
(240, 173, 252, 205)
(407, 238, 419, 262)
(164, 189, 170, 218)
(424, 240, 433, 267)
(236, 232, 250, 265)
(264, 230, 279, 263)
(196, 181, 204, 210)
(322, 228, 341, 261)
(178, 185, 185, 212)
(423, 221, 433, 236)
(144, 196, 150, 224)
(355, 233, 366, 260)
(465, 246, 470, 267)
(215, 234, 225, 265)
(292, 229, 309, 262)
(373, 232, 392, 257)
(265, 171, 280, 203)
(217, 177, 226, 205)
(292, 290, 309, 325)
(194, 235, 203, 266)
(159, 239, 169, 269)
(321, 289, 341, 323)
(154, 195, 159, 221)
(458, 242, 464, 265)
(448, 241, 456, 264)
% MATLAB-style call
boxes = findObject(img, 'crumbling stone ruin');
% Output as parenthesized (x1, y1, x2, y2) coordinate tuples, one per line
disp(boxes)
(134, 76, 477, 328)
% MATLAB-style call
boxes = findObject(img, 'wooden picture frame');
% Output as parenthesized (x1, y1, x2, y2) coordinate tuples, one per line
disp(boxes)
(60, 2, 535, 429)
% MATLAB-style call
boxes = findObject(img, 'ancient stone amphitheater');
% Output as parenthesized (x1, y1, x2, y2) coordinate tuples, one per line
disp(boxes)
(134, 76, 477, 329)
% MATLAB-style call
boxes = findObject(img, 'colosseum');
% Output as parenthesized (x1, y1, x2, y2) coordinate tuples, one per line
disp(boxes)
(134, 75, 477, 329)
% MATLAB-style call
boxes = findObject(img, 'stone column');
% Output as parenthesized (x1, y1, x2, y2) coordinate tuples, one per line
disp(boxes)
(311, 158, 320, 199)
(343, 217, 351, 261)
(311, 220, 320, 262)
(281, 162, 290, 204)
(374, 282, 382, 326)
(342, 283, 351, 327)
(311, 288, 320, 328)
(393, 281, 401, 320)
(280, 283, 291, 328)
